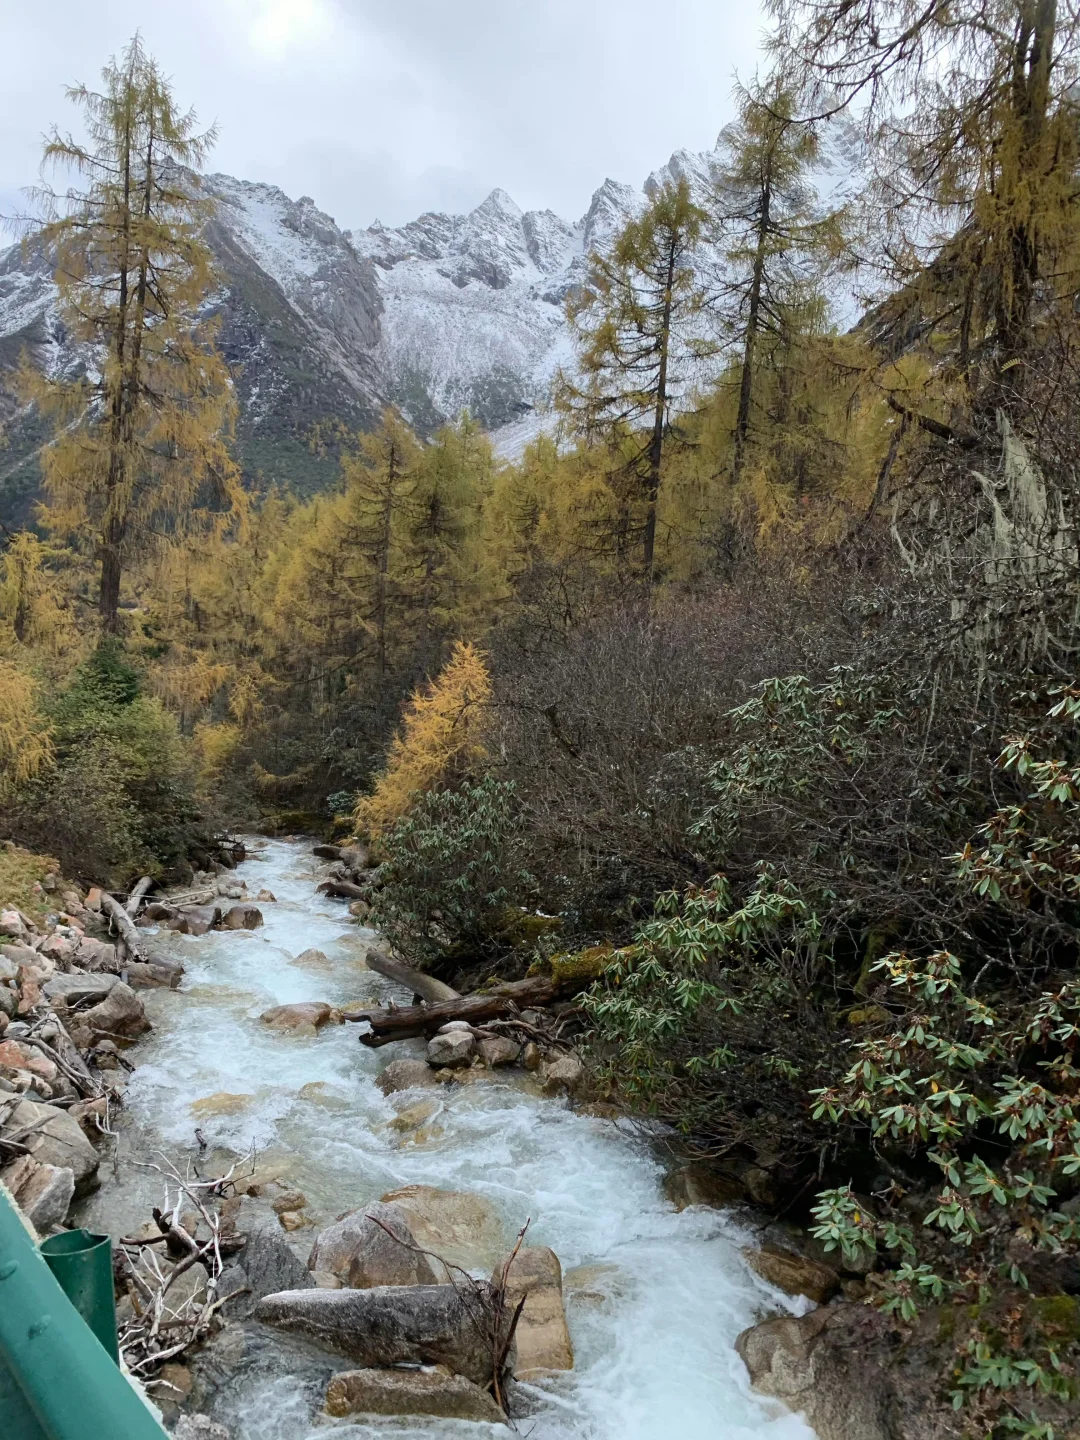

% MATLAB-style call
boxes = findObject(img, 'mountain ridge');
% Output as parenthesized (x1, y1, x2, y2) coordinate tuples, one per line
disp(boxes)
(0, 140, 725, 523)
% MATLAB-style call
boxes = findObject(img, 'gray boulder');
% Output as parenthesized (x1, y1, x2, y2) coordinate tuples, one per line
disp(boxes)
(426, 1030, 474, 1068)
(225, 1220, 314, 1317)
(43, 972, 118, 1006)
(325, 1366, 505, 1422)
(1, 1156, 75, 1230)
(376, 1058, 440, 1095)
(307, 1201, 438, 1288)
(255, 1283, 508, 1386)
(73, 981, 150, 1043)
(219, 904, 263, 931)
(4, 1098, 100, 1194)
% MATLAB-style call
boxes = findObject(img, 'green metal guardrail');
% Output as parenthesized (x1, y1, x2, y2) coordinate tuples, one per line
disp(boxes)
(0, 1186, 169, 1440)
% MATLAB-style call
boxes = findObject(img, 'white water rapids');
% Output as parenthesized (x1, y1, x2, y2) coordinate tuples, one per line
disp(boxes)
(80, 839, 818, 1440)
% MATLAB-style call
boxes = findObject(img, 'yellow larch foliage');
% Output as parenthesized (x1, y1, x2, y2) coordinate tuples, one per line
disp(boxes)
(355, 640, 491, 839)
(0, 659, 52, 786)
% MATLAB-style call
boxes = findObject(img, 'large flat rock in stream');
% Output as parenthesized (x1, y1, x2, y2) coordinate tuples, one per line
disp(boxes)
(254, 1284, 506, 1386)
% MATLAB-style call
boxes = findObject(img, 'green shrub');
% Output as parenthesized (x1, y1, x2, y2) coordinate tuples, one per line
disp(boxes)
(371, 776, 533, 969)
(8, 642, 201, 885)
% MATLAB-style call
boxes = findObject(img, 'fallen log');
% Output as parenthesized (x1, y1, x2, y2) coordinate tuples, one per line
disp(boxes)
(317, 879, 368, 900)
(342, 976, 564, 1047)
(364, 947, 460, 1005)
(125, 875, 154, 917)
(100, 892, 149, 963)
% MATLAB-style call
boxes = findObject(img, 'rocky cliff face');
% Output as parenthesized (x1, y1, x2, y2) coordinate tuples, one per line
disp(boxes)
(0, 143, 724, 523)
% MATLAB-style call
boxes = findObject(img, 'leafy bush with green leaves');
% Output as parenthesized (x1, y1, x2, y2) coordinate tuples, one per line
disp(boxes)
(8, 642, 201, 884)
(585, 868, 838, 1155)
(371, 776, 534, 971)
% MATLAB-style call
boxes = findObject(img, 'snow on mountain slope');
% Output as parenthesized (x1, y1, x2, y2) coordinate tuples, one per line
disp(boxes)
(0, 138, 728, 519)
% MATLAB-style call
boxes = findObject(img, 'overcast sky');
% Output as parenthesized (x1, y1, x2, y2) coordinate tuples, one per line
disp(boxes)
(3, 0, 767, 233)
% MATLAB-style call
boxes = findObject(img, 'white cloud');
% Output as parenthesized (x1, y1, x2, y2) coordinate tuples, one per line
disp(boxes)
(1, 0, 767, 231)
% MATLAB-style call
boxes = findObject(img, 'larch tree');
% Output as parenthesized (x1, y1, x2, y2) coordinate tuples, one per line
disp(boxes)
(710, 79, 844, 484)
(338, 410, 422, 679)
(559, 178, 712, 583)
(769, 0, 1080, 379)
(23, 34, 242, 633)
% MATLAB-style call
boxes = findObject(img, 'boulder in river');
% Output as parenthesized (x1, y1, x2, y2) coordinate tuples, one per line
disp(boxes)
(325, 1365, 505, 1423)
(743, 1242, 840, 1304)
(220, 903, 264, 931)
(168, 906, 219, 936)
(541, 1055, 584, 1095)
(379, 1184, 506, 1274)
(308, 1201, 439, 1287)
(255, 1283, 508, 1386)
(260, 1001, 341, 1035)
(4, 1098, 100, 1193)
(71, 980, 150, 1044)
(496, 1246, 573, 1378)
(376, 1058, 440, 1095)
(426, 1029, 474, 1068)
(736, 1302, 955, 1440)
(477, 1034, 520, 1067)
(222, 1219, 315, 1319)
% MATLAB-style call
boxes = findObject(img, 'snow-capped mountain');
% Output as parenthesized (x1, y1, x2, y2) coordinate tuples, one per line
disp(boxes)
(0, 142, 727, 522)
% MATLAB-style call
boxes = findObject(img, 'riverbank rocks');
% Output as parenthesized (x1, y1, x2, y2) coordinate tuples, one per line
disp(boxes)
(1, 1155, 75, 1231)
(43, 971, 118, 1006)
(69, 980, 150, 1045)
(380, 1185, 506, 1274)
(477, 1035, 520, 1067)
(377, 1058, 440, 1095)
(736, 1302, 955, 1440)
(308, 1201, 439, 1288)
(5, 1097, 100, 1193)
(220, 904, 263, 931)
(426, 1026, 474, 1068)
(168, 906, 218, 936)
(497, 1246, 573, 1378)
(743, 1243, 840, 1305)
(540, 1054, 584, 1095)
(325, 1366, 505, 1423)
(260, 1001, 341, 1035)
(220, 1220, 315, 1319)
(255, 1283, 507, 1386)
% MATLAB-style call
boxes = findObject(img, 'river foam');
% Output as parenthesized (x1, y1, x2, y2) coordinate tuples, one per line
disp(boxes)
(82, 839, 817, 1440)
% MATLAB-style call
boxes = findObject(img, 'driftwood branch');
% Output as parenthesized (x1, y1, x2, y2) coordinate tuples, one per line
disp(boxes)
(365, 947, 460, 1005)
(316, 879, 368, 900)
(342, 975, 577, 1046)
(125, 876, 154, 917)
(100, 892, 147, 962)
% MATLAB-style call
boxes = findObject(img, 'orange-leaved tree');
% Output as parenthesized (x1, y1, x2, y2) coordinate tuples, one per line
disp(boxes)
(354, 640, 491, 838)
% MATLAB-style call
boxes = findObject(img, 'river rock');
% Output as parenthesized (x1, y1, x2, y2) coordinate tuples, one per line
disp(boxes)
(0, 911, 33, 943)
(426, 1030, 474, 1068)
(497, 1245, 573, 1378)
(125, 959, 185, 989)
(663, 1161, 748, 1210)
(173, 1417, 232, 1440)
(4, 1098, 100, 1193)
(1, 1155, 75, 1230)
(256, 889, 277, 903)
(744, 1243, 840, 1304)
(43, 972, 118, 1006)
(1, 942, 41, 971)
(260, 1001, 340, 1035)
(736, 1302, 954, 1440)
(325, 1365, 505, 1422)
(308, 1201, 439, 1287)
(376, 1058, 441, 1095)
(72, 981, 150, 1044)
(541, 1055, 584, 1095)
(72, 936, 120, 972)
(0, 1038, 57, 1084)
(168, 906, 219, 936)
(220, 904, 263, 931)
(223, 1220, 314, 1318)
(477, 1035, 520, 1067)
(255, 1284, 506, 1386)
(36, 933, 76, 969)
(379, 1185, 506, 1274)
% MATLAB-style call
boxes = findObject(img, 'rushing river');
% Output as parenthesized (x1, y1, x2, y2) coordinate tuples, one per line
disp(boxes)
(80, 839, 817, 1440)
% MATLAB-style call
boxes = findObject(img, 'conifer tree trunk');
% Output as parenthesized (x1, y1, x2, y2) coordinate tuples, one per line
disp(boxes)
(643, 241, 677, 582)
(733, 155, 773, 485)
